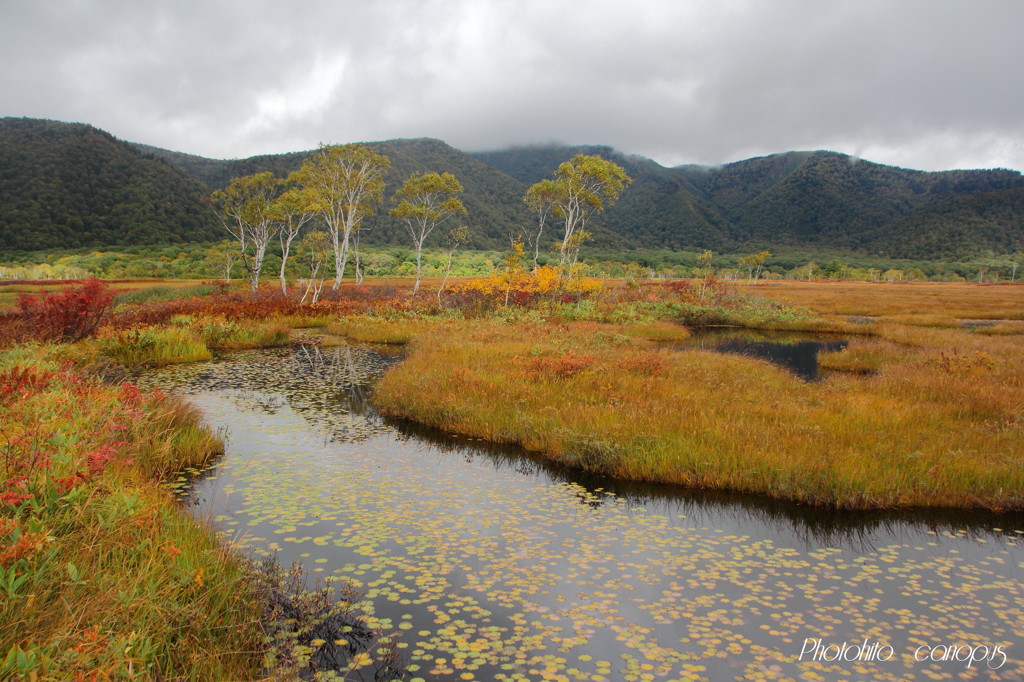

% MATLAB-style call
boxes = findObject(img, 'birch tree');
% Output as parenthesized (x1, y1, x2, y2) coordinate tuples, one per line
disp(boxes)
(211, 172, 282, 291)
(523, 179, 561, 272)
(438, 224, 470, 303)
(548, 155, 630, 266)
(390, 171, 467, 294)
(203, 240, 239, 284)
(696, 249, 714, 300)
(299, 230, 331, 304)
(270, 182, 317, 294)
(295, 144, 390, 290)
(739, 250, 771, 284)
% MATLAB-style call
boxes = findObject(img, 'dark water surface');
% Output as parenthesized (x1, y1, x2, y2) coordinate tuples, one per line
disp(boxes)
(140, 345, 1024, 681)
(671, 328, 849, 381)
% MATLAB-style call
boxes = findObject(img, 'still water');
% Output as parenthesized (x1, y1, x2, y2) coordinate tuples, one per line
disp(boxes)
(673, 329, 848, 381)
(141, 345, 1024, 681)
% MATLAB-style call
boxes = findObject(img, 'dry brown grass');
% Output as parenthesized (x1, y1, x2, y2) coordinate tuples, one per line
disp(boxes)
(372, 312, 1024, 511)
(742, 280, 1024, 320)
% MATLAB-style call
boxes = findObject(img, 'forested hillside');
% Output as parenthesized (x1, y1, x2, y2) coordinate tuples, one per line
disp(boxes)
(474, 146, 1024, 257)
(3, 117, 1024, 259)
(0, 118, 220, 250)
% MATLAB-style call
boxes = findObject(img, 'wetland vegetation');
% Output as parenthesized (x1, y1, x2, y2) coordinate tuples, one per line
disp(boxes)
(1, 272, 1022, 679)
(142, 341, 1024, 681)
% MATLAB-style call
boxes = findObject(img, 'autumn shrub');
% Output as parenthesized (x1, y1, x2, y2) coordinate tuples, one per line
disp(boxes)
(0, 351, 264, 680)
(15, 278, 115, 342)
(445, 265, 603, 315)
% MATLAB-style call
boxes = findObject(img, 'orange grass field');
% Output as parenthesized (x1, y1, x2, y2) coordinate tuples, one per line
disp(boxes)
(742, 279, 1024, 320)
(367, 280, 1024, 511)
(4, 276, 1023, 511)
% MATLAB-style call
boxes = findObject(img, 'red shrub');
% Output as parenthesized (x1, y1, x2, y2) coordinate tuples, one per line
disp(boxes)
(111, 286, 420, 328)
(0, 366, 56, 405)
(16, 279, 116, 342)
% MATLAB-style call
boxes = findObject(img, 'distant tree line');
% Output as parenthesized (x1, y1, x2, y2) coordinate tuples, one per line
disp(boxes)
(4, 243, 1022, 285)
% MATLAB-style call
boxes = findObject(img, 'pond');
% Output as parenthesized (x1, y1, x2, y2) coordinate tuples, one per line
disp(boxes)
(140, 344, 1024, 681)
(671, 329, 848, 381)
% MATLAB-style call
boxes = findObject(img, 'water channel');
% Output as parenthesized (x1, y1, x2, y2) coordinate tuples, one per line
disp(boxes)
(139, 343, 1024, 681)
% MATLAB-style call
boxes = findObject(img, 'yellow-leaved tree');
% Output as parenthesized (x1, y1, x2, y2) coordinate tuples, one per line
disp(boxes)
(390, 172, 467, 294)
(294, 144, 390, 290)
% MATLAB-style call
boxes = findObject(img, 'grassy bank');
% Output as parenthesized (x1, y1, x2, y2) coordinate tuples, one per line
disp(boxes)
(96, 319, 292, 366)
(371, 314, 1024, 510)
(0, 345, 264, 679)
(0, 277, 409, 679)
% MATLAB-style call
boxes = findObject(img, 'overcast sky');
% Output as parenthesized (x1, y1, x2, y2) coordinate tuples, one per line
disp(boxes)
(2, 0, 1022, 171)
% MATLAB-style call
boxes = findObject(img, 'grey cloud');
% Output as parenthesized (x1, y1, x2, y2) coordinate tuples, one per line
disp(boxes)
(1, 0, 1021, 170)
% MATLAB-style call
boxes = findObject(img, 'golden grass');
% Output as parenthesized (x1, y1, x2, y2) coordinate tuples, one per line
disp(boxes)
(968, 321, 1024, 336)
(620, 320, 692, 342)
(373, 318, 1024, 510)
(743, 280, 1024, 320)
(327, 316, 445, 344)
(200, 320, 292, 350)
(98, 326, 213, 366)
(817, 338, 908, 374)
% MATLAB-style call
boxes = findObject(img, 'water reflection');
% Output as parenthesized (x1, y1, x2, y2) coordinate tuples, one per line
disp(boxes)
(138, 344, 1024, 682)
(388, 415, 1022, 550)
(138, 345, 1024, 549)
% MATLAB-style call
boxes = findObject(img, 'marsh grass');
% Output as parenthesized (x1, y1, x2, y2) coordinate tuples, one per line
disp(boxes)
(114, 282, 221, 305)
(0, 349, 265, 680)
(96, 318, 294, 368)
(969, 321, 1024, 336)
(620, 320, 692, 342)
(817, 338, 908, 374)
(373, 319, 1024, 510)
(99, 326, 212, 366)
(196, 319, 291, 350)
(327, 316, 444, 344)
(746, 280, 1024, 320)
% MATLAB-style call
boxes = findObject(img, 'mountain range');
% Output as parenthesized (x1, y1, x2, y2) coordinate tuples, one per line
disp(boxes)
(2, 117, 1023, 260)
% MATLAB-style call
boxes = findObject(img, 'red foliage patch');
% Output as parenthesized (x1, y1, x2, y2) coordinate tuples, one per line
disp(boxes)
(111, 286, 417, 328)
(15, 278, 116, 342)
(0, 366, 56, 405)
